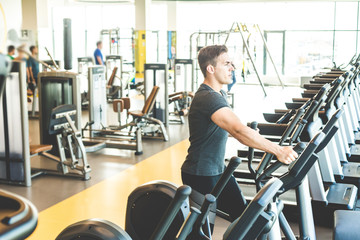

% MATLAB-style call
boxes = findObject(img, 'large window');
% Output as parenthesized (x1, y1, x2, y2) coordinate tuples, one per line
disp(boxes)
(42, 1, 360, 84)
(44, 2, 136, 72)
(44, 1, 171, 72)
(176, 1, 360, 85)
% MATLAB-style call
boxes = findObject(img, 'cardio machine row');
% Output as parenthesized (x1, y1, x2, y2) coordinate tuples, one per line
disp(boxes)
(233, 57, 360, 238)
(1, 116, 336, 239)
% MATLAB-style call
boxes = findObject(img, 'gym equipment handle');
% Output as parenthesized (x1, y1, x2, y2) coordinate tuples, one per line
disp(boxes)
(256, 107, 305, 178)
(315, 109, 343, 153)
(288, 119, 308, 144)
(212, 157, 241, 198)
(149, 185, 192, 240)
(1, 198, 28, 225)
(256, 142, 306, 190)
(188, 194, 216, 240)
(188, 157, 241, 240)
(248, 121, 258, 176)
(279, 107, 305, 145)
(302, 98, 319, 122)
(198, 194, 216, 232)
(315, 126, 338, 154)
(276, 109, 295, 124)
(176, 207, 201, 240)
(269, 142, 305, 173)
(250, 121, 258, 130)
(293, 142, 307, 154)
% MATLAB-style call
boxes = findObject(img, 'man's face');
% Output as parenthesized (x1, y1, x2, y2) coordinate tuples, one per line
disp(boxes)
(33, 47, 38, 55)
(213, 52, 234, 85)
(99, 43, 103, 49)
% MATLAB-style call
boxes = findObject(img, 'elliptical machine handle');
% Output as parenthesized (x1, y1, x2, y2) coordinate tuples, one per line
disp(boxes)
(248, 121, 258, 176)
(186, 157, 241, 240)
(256, 107, 305, 178)
(176, 207, 201, 240)
(268, 142, 306, 174)
(250, 121, 258, 130)
(212, 157, 241, 198)
(149, 185, 192, 240)
(256, 142, 306, 191)
(293, 142, 307, 155)
(279, 107, 305, 145)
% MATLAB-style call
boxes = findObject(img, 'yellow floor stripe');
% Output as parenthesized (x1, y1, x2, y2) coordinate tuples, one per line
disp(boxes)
(27, 140, 190, 240)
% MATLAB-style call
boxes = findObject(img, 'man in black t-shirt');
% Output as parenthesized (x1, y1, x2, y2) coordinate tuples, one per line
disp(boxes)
(181, 45, 298, 222)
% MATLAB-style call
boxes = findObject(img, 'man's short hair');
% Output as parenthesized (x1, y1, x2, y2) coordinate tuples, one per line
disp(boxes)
(198, 45, 228, 78)
(29, 45, 36, 53)
(7, 45, 15, 53)
(96, 41, 102, 47)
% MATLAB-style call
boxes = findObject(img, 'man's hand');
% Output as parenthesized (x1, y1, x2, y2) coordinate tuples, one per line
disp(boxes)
(211, 107, 299, 164)
(275, 146, 298, 165)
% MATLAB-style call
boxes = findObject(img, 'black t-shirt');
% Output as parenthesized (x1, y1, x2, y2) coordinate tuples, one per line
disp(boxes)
(181, 84, 229, 176)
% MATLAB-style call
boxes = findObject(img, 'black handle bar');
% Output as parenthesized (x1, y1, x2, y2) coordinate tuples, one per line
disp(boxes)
(256, 142, 306, 191)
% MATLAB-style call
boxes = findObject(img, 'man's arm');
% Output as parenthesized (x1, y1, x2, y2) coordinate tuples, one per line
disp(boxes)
(26, 66, 32, 84)
(96, 56, 103, 65)
(28, 66, 35, 83)
(211, 107, 298, 164)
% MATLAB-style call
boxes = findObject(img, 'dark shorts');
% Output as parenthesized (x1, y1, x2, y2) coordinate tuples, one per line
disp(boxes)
(181, 171, 247, 221)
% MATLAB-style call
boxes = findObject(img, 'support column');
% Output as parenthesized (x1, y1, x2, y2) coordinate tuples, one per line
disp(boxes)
(135, 0, 151, 79)
(21, 0, 38, 45)
(167, 1, 177, 31)
(21, 0, 49, 46)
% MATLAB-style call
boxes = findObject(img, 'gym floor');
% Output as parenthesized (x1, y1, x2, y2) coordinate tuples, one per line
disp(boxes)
(0, 84, 333, 239)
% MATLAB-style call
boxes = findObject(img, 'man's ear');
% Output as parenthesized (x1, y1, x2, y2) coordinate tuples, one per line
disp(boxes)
(206, 65, 215, 75)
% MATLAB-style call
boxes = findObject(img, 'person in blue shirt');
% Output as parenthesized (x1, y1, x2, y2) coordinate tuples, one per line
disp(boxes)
(94, 41, 104, 65)
(26, 46, 39, 92)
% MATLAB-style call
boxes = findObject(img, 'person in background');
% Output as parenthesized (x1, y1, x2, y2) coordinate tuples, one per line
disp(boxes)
(94, 41, 104, 65)
(7, 45, 15, 60)
(26, 46, 39, 93)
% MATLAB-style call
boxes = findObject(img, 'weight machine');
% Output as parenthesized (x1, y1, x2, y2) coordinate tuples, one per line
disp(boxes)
(105, 55, 127, 100)
(129, 63, 170, 141)
(37, 71, 91, 180)
(0, 57, 90, 186)
(169, 59, 195, 124)
(77, 57, 94, 106)
(82, 65, 143, 155)
(0, 60, 32, 186)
